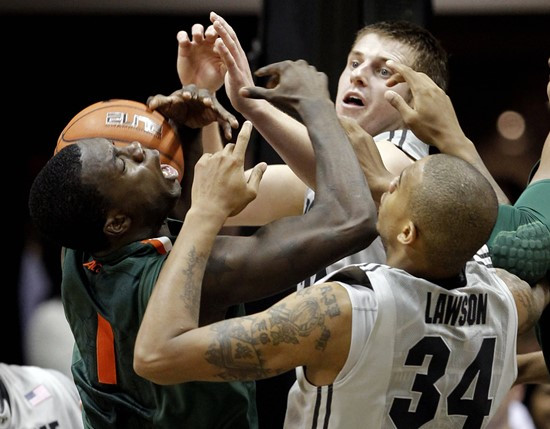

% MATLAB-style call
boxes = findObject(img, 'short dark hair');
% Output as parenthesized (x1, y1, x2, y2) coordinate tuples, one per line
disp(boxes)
(409, 154, 497, 269)
(28, 144, 110, 252)
(355, 20, 449, 91)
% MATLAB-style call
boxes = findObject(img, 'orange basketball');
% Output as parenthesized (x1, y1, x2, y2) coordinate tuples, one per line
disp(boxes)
(56, 99, 184, 182)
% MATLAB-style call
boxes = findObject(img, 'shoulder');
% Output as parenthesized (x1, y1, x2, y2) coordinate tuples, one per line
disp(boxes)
(290, 282, 354, 335)
(374, 129, 429, 161)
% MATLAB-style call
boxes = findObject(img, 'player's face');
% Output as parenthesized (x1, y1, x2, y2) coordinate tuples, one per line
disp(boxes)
(377, 159, 424, 247)
(79, 138, 181, 217)
(336, 33, 414, 136)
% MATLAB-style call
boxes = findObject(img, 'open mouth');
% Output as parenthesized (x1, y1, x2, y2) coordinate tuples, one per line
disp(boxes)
(161, 164, 179, 180)
(343, 95, 364, 106)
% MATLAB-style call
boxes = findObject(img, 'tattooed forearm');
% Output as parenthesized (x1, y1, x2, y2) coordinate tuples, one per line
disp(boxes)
(204, 284, 343, 380)
(181, 246, 208, 321)
(515, 288, 537, 335)
(204, 317, 279, 381)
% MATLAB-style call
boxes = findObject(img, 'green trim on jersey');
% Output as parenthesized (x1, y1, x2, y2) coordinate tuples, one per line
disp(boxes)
(62, 240, 257, 429)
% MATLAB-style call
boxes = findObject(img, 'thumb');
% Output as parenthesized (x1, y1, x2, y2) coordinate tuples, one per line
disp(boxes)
(247, 162, 267, 194)
(385, 90, 413, 120)
(240, 86, 269, 100)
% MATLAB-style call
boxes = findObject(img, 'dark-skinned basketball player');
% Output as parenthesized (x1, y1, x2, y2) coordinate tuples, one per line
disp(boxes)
(27, 60, 374, 428)
(133, 59, 550, 429)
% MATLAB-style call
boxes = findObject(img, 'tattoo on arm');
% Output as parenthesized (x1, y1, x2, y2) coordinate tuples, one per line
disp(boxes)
(511, 282, 540, 334)
(181, 246, 208, 321)
(204, 284, 342, 381)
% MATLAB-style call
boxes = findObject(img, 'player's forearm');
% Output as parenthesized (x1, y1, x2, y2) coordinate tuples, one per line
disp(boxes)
(439, 136, 510, 205)
(515, 351, 550, 384)
(202, 122, 224, 153)
(298, 98, 377, 242)
(135, 208, 225, 367)
(245, 99, 317, 188)
(209, 101, 377, 304)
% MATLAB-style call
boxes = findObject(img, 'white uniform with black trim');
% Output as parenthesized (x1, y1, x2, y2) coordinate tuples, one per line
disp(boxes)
(0, 363, 83, 429)
(285, 247, 518, 429)
(299, 130, 428, 288)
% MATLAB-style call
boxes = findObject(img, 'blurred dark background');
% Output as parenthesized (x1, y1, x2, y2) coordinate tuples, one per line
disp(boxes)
(2, 0, 549, 427)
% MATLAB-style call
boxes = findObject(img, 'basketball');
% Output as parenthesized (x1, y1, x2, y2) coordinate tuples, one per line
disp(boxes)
(56, 99, 184, 182)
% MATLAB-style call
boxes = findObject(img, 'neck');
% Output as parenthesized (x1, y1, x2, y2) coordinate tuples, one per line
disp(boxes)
(386, 249, 462, 281)
(93, 227, 160, 257)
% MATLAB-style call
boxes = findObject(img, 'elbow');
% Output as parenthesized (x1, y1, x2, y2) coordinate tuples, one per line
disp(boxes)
(133, 346, 177, 386)
(330, 202, 378, 252)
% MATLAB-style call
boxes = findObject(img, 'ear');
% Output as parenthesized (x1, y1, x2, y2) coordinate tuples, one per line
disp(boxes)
(104, 212, 131, 238)
(397, 220, 417, 245)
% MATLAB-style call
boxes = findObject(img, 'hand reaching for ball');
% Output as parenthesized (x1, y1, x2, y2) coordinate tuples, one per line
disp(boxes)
(56, 99, 184, 182)
(148, 84, 238, 140)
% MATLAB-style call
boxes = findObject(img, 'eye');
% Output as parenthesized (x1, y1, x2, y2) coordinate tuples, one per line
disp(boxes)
(119, 157, 126, 173)
(351, 60, 360, 69)
(378, 67, 391, 78)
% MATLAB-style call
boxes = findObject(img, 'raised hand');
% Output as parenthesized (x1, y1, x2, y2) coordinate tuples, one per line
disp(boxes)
(192, 121, 266, 218)
(148, 84, 238, 140)
(384, 60, 509, 204)
(210, 12, 258, 116)
(177, 23, 226, 93)
(384, 59, 468, 152)
(241, 59, 331, 115)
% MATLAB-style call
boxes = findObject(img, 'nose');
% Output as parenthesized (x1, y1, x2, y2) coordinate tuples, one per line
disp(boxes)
(350, 65, 368, 87)
(126, 141, 145, 162)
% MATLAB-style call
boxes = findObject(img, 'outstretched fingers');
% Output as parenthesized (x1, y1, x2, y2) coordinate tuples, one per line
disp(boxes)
(191, 23, 206, 43)
(384, 90, 414, 122)
(230, 120, 253, 161)
(204, 24, 217, 43)
(214, 38, 239, 74)
(176, 30, 192, 56)
(384, 60, 424, 122)
(235, 122, 265, 205)
(210, 12, 242, 50)
(386, 60, 422, 88)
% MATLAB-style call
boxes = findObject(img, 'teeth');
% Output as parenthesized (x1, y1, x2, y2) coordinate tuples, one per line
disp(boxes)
(161, 164, 179, 180)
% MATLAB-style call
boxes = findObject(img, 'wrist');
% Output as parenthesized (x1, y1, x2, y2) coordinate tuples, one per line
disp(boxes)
(185, 205, 229, 230)
(239, 99, 270, 122)
(440, 135, 476, 158)
(297, 98, 335, 122)
(176, 123, 201, 142)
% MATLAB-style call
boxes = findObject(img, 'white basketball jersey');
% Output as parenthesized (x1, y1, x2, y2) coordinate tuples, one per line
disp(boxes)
(0, 363, 83, 429)
(285, 248, 518, 429)
(373, 129, 429, 161)
(298, 130, 428, 288)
